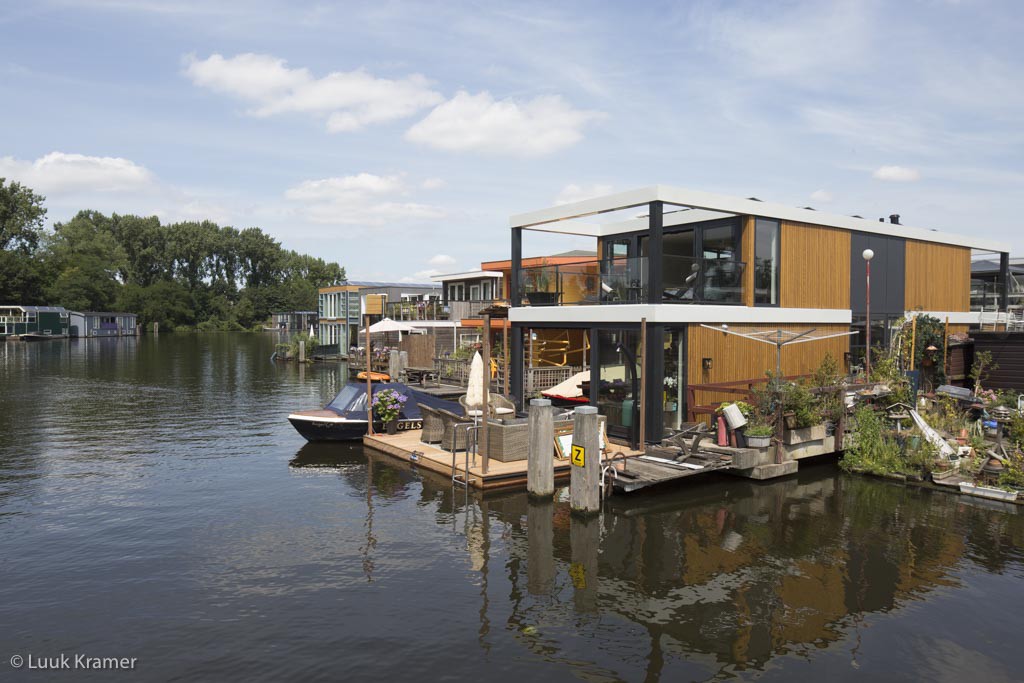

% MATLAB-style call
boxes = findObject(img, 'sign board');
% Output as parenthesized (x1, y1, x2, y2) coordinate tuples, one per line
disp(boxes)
(570, 444, 586, 467)
(364, 294, 385, 316)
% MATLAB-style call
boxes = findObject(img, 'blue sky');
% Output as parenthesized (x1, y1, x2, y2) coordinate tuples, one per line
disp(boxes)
(2, 0, 1022, 281)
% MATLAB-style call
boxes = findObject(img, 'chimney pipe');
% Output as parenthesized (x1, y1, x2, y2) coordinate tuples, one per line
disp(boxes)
(889, 213, 900, 225)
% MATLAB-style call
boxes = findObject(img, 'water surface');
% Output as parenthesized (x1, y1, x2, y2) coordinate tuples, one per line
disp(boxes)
(2, 334, 1023, 681)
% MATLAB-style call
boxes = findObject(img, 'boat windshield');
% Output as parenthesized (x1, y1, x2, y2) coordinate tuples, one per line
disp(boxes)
(326, 384, 367, 415)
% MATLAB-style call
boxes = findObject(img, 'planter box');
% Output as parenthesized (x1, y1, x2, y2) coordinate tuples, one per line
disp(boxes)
(746, 435, 772, 448)
(783, 424, 827, 445)
(959, 482, 1018, 502)
(931, 469, 957, 481)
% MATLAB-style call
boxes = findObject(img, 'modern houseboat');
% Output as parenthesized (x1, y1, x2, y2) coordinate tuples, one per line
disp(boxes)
(505, 186, 1012, 447)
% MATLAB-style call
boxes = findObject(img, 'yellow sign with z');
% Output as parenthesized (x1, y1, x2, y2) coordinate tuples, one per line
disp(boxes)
(570, 444, 585, 467)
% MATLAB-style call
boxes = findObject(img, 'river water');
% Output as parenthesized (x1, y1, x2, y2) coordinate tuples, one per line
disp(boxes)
(2, 334, 1024, 681)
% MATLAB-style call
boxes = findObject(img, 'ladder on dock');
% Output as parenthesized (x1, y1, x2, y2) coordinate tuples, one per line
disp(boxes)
(451, 423, 480, 487)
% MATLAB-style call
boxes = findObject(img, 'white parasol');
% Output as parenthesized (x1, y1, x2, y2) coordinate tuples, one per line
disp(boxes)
(359, 317, 418, 341)
(466, 351, 485, 407)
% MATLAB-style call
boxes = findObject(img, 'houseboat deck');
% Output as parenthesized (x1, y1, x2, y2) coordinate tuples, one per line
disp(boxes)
(363, 429, 646, 491)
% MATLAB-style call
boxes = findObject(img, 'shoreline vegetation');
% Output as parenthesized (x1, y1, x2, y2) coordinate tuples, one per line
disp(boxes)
(1, 178, 345, 332)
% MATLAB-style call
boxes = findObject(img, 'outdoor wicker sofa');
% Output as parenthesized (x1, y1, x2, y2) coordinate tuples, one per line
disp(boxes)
(458, 392, 517, 419)
(437, 407, 474, 452)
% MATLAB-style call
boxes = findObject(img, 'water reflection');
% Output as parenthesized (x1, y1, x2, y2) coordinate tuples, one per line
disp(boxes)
(393, 460, 1024, 679)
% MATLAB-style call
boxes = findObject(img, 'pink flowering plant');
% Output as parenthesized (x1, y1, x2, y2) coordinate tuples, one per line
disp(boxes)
(372, 389, 408, 424)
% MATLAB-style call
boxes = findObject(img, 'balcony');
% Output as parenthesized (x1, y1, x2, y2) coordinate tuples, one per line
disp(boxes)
(518, 255, 745, 306)
(386, 300, 449, 321)
(447, 299, 502, 321)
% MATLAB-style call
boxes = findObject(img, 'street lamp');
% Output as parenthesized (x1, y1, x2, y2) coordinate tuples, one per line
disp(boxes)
(863, 248, 875, 377)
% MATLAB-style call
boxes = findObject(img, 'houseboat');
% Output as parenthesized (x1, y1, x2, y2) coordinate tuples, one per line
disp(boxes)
(68, 311, 138, 337)
(505, 186, 1011, 448)
(0, 305, 69, 340)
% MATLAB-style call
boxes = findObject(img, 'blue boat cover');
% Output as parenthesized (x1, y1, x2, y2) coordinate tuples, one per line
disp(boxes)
(325, 382, 461, 420)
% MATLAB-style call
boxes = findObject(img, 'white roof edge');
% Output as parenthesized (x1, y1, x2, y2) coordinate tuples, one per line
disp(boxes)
(510, 304, 852, 325)
(509, 185, 1010, 252)
(431, 270, 503, 282)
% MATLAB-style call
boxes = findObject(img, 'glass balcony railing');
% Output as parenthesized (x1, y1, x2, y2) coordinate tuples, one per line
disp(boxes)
(518, 255, 745, 306)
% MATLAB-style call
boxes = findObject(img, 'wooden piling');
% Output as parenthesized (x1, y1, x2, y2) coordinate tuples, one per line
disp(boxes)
(527, 398, 554, 498)
(299, 340, 306, 363)
(570, 405, 600, 515)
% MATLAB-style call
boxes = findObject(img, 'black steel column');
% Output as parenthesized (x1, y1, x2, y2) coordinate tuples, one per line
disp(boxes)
(647, 201, 663, 304)
(645, 324, 665, 443)
(511, 227, 523, 306)
(1000, 251, 1010, 312)
(510, 323, 524, 410)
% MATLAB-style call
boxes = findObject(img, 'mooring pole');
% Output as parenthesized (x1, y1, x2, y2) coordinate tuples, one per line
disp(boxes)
(299, 340, 306, 363)
(481, 312, 492, 474)
(527, 398, 554, 498)
(365, 314, 374, 436)
(639, 317, 647, 448)
(943, 316, 950, 377)
(570, 405, 600, 515)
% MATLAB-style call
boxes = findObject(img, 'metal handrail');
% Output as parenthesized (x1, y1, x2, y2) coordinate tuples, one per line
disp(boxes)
(451, 423, 480, 487)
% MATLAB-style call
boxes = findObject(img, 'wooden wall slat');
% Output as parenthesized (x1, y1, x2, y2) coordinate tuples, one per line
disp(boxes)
(780, 222, 851, 309)
(687, 323, 851, 408)
(905, 240, 970, 311)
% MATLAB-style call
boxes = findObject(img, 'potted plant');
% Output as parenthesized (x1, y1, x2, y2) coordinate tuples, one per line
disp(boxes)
(745, 423, 774, 448)
(372, 389, 408, 435)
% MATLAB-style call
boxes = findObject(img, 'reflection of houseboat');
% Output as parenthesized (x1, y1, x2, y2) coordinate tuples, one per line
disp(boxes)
(0, 305, 69, 340)
(288, 382, 460, 441)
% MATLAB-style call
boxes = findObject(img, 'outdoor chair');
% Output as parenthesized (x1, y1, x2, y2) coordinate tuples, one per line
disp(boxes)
(459, 393, 516, 420)
(419, 404, 444, 444)
(438, 407, 474, 452)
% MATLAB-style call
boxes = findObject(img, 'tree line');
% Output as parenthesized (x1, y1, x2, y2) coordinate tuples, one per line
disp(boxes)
(0, 178, 345, 331)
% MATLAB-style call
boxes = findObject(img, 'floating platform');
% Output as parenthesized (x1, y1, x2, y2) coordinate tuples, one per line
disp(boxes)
(363, 429, 644, 491)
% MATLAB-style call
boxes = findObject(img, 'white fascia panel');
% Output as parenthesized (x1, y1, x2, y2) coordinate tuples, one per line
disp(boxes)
(509, 187, 660, 229)
(432, 270, 502, 282)
(905, 310, 981, 325)
(510, 305, 852, 325)
(655, 186, 1010, 252)
(509, 185, 1010, 252)
(598, 208, 737, 236)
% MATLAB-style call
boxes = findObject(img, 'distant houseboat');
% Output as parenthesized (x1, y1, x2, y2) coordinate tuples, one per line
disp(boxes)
(0, 305, 69, 340)
(68, 311, 139, 338)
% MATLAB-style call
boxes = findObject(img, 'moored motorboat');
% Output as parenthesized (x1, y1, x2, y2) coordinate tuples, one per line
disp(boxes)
(288, 381, 461, 441)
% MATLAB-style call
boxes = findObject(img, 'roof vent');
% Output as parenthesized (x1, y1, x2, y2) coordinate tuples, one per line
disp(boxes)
(879, 218, 885, 222)
(851, 215, 864, 219)
(803, 206, 816, 210)
(889, 214, 900, 225)
(747, 197, 762, 202)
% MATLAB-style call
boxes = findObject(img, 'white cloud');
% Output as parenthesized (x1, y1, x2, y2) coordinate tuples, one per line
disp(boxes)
(284, 172, 445, 226)
(184, 53, 444, 132)
(555, 183, 614, 205)
(873, 165, 921, 182)
(428, 254, 456, 266)
(0, 151, 154, 194)
(810, 189, 833, 203)
(405, 91, 602, 156)
(421, 177, 446, 190)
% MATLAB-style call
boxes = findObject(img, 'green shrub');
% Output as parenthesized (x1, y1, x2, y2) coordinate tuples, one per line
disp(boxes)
(841, 406, 903, 474)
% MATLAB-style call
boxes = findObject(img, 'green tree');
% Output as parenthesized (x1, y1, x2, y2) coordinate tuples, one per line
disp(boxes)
(46, 211, 126, 311)
(0, 178, 46, 254)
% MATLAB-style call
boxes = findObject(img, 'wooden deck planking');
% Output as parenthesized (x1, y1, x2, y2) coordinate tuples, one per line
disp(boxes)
(363, 429, 644, 491)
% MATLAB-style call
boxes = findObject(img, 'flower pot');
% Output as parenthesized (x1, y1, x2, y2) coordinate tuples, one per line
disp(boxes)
(386, 420, 398, 435)
(747, 435, 772, 448)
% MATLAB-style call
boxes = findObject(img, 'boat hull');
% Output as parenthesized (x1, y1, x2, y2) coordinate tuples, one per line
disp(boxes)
(288, 413, 424, 441)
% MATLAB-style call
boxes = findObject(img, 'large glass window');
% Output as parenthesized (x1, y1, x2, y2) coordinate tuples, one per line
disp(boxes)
(754, 218, 780, 305)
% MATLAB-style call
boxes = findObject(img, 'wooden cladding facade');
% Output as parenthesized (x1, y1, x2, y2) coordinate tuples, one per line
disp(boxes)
(779, 221, 851, 309)
(687, 323, 851, 408)
(904, 240, 971, 312)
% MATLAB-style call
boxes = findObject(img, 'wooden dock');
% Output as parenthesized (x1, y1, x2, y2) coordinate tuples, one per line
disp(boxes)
(363, 429, 645, 491)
